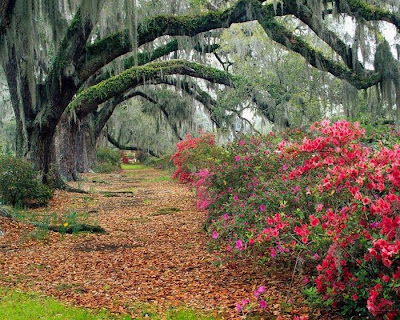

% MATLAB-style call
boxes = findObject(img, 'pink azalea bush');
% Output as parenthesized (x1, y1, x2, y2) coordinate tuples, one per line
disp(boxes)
(171, 121, 400, 318)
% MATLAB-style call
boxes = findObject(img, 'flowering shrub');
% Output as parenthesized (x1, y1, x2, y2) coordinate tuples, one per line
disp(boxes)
(170, 133, 218, 184)
(172, 121, 400, 318)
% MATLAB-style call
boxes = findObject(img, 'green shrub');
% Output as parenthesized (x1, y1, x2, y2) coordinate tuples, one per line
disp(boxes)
(144, 155, 176, 171)
(96, 147, 120, 166)
(95, 148, 121, 173)
(94, 162, 118, 173)
(0, 156, 53, 207)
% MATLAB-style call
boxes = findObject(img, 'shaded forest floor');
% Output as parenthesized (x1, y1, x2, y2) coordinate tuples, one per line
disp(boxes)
(0, 165, 321, 319)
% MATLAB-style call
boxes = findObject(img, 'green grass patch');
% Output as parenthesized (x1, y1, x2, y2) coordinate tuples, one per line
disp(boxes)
(143, 199, 152, 205)
(120, 164, 146, 170)
(126, 216, 151, 224)
(150, 207, 181, 217)
(0, 288, 131, 320)
(9, 209, 103, 238)
(0, 288, 218, 319)
(165, 308, 217, 320)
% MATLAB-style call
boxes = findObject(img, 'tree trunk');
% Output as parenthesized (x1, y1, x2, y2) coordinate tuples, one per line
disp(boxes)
(76, 116, 97, 173)
(55, 113, 80, 181)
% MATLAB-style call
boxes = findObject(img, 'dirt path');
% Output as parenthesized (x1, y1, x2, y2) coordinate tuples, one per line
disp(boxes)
(0, 166, 313, 319)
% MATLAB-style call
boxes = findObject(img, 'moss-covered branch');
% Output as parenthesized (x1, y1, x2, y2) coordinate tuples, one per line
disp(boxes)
(77, 0, 278, 80)
(39, 1, 106, 130)
(86, 39, 220, 88)
(257, 16, 381, 89)
(285, 0, 359, 71)
(107, 132, 159, 157)
(131, 90, 182, 141)
(159, 77, 222, 128)
(338, 0, 400, 31)
(70, 59, 234, 120)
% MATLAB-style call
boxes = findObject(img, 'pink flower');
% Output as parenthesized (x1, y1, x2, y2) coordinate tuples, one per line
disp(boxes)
(235, 239, 244, 250)
(260, 204, 266, 212)
(316, 203, 324, 212)
(223, 213, 229, 221)
(234, 195, 239, 201)
(257, 285, 266, 294)
(303, 276, 309, 284)
(270, 247, 277, 258)
(235, 155, 241, 162)
(282, 164, 288, 171)
(212, 231, 218, 239)
(259, 300, 267, 309)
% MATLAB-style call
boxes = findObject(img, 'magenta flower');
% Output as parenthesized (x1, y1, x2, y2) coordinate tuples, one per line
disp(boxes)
(235, 239, 244, 250)
(254, 285, 266, 298)
(223, 213, 229, 221)
(212, 231, 218, 239)
(235, 155, 241, 162)
(260, 204, 266, 212)
(257, 285, 266, 294)
(235, 303, 242, 312)
(259, 300, 267, 309)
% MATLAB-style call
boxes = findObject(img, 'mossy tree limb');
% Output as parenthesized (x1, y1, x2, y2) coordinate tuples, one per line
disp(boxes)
(94, 89, 182, 143)
(39, 1, 107, 132)
(77, 0, 280, 81)
(256, 16, 381, 90)
(86, 38, 220, 90)
(70, 59, 234, 120)
(336, 0, 400, 31)
(158, 77, 222, 128)
(107, 132, 159, 157)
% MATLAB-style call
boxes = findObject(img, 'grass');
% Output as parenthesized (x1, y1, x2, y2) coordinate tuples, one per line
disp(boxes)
(120, 164, 146, 170)
(8, 208, 103, 238)
(150, 207, 181, 217)
(0, 288, 131, 320)
(126, 216, 151, 223)
(0, 288, 218, 320)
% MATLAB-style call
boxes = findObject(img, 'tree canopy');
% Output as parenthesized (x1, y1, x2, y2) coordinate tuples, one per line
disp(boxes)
(0, 0, 399, 183)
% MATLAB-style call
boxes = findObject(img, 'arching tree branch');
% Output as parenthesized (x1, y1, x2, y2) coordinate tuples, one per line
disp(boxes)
(107, 132, 159, 157)
(87, 38, 220, 89)
(256, 17, 380, 89)
(70, 59, 234, 120)
(77, 0, 280, 80)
